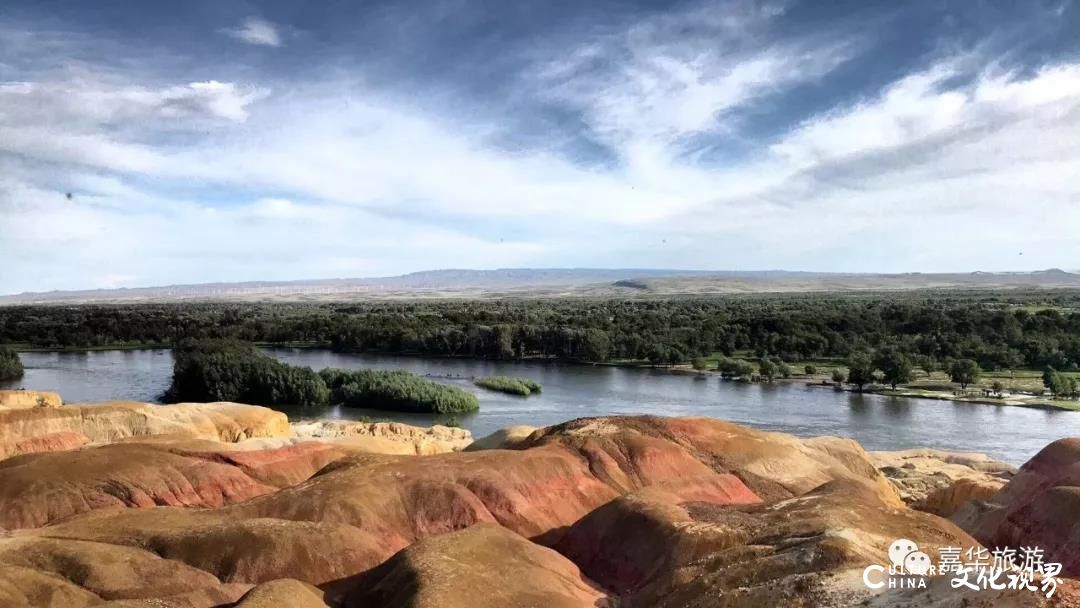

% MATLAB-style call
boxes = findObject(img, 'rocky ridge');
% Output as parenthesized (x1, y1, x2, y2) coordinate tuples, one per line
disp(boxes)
(0, 392, 1076, 607)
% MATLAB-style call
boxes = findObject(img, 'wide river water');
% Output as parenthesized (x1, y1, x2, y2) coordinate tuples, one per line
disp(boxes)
(5, 348, 1080, 465)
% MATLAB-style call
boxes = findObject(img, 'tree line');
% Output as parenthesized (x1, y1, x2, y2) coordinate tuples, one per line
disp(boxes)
(2, 291, 1080, 372)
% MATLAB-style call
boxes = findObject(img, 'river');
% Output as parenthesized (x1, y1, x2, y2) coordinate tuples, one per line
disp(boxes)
(4, 348, 1080, 465)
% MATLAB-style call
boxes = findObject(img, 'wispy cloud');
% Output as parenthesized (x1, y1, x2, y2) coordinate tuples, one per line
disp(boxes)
(535, 3, 851, 152)
(1, 0, 1079, 293)
(222, 17, 282, 47)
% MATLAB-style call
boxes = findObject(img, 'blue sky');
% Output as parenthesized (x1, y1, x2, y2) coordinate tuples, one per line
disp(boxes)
(1, 0, 1079, 293)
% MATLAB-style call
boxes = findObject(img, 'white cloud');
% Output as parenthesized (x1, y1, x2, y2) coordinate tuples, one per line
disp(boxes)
(652, 58, 1080, 272)
(536, 4, 851, 152)
(223, 17, 282, 47)
(0, 78, 266, 126)
(3, 3, 1080, 293)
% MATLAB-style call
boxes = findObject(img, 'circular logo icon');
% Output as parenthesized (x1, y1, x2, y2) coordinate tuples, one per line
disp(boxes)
(888, 538, 918, 569)
(904, 551, 932, 575)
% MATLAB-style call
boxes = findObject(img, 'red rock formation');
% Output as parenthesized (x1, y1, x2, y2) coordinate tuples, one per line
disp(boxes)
(0, 440, 356, 529)
(20, 416, 888, 591)
(2, 413, 1072, 608)
(0, 444, 275, 529)
(521, 416, 900, 504)
(958, 438, 1080, 577)
(557, 478, 981, 606)
(171, 441, 349, 488)
(11, 431, 88, 458)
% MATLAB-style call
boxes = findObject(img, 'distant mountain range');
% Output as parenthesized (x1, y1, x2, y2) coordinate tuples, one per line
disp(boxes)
(3, 268, 1080, 304)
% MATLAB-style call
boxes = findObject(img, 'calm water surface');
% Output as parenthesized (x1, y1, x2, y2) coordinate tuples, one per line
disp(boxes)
(5, 348, 1080, 465)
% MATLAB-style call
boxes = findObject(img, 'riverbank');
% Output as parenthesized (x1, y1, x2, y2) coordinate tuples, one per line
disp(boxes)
(807, 382, 1080, 412)
(656, 353, 1080, 413)
(678, 368, 1080, 412)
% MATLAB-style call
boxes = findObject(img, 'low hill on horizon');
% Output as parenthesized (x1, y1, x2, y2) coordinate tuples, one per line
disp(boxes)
(3, 267, 1080, 304)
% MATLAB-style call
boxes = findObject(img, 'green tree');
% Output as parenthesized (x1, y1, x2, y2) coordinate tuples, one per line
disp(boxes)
(758, 358, 778, 382)
(164, 340, 329, 407)
(647, 345, 669, 366)
(846, 352, 875, 391)
(716, 358, 755, 379)
(775, 360, 792, 379)
(990, 380, 1004, 396)
(1068, 377, 1080, 399)
(831, 369, 847, 384)
(0, 347, 24, 381)
(714, 356, 731, 372)
(579, 329, 610, 362)
(734, 360, 756, 378)
(692, 357, 709, 371)
(949, 359, 981, 390)
(1042, 367, 1058, 392)
(804, 364, 817, 375)
(914, 354, 936, 379)
(492, 324, 515, 360)
(1043, 368, 1077, 398)
(874, 346, 913, 390)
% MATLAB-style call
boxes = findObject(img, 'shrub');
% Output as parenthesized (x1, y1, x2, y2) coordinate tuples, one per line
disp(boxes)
(949, 359, 981, 390)
(776, 360, 792, 379)
(758, 358, 778, 382)
(164, 339, 329, 407)
(804, 365, 817, 375)
(716, 357, 756, 378)
(1043, 367, 1078, 398)
(831, 369, 847, 384)
(321, 368, 479, 414)
(0, 347, 24, 381)
(474, 376, 542, 396)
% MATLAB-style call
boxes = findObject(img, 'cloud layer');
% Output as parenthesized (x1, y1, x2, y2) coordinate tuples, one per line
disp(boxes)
(223, 18, 282, 47)
(1, 0, 1079, 293)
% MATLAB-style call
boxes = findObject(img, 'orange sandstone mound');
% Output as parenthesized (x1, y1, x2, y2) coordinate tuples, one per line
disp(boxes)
(0, 406, 1075, 607)
(957, 438, 1080, 577)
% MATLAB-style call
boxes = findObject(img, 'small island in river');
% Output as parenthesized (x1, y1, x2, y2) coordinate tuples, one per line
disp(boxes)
(474, 375, 542, 396)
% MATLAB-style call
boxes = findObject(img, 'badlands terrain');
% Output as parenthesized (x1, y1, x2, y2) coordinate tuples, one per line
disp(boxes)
(0, 389, 1078, 607)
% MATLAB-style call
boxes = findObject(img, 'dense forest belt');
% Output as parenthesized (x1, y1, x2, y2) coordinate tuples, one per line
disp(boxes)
(1, 290, 1079, 372)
